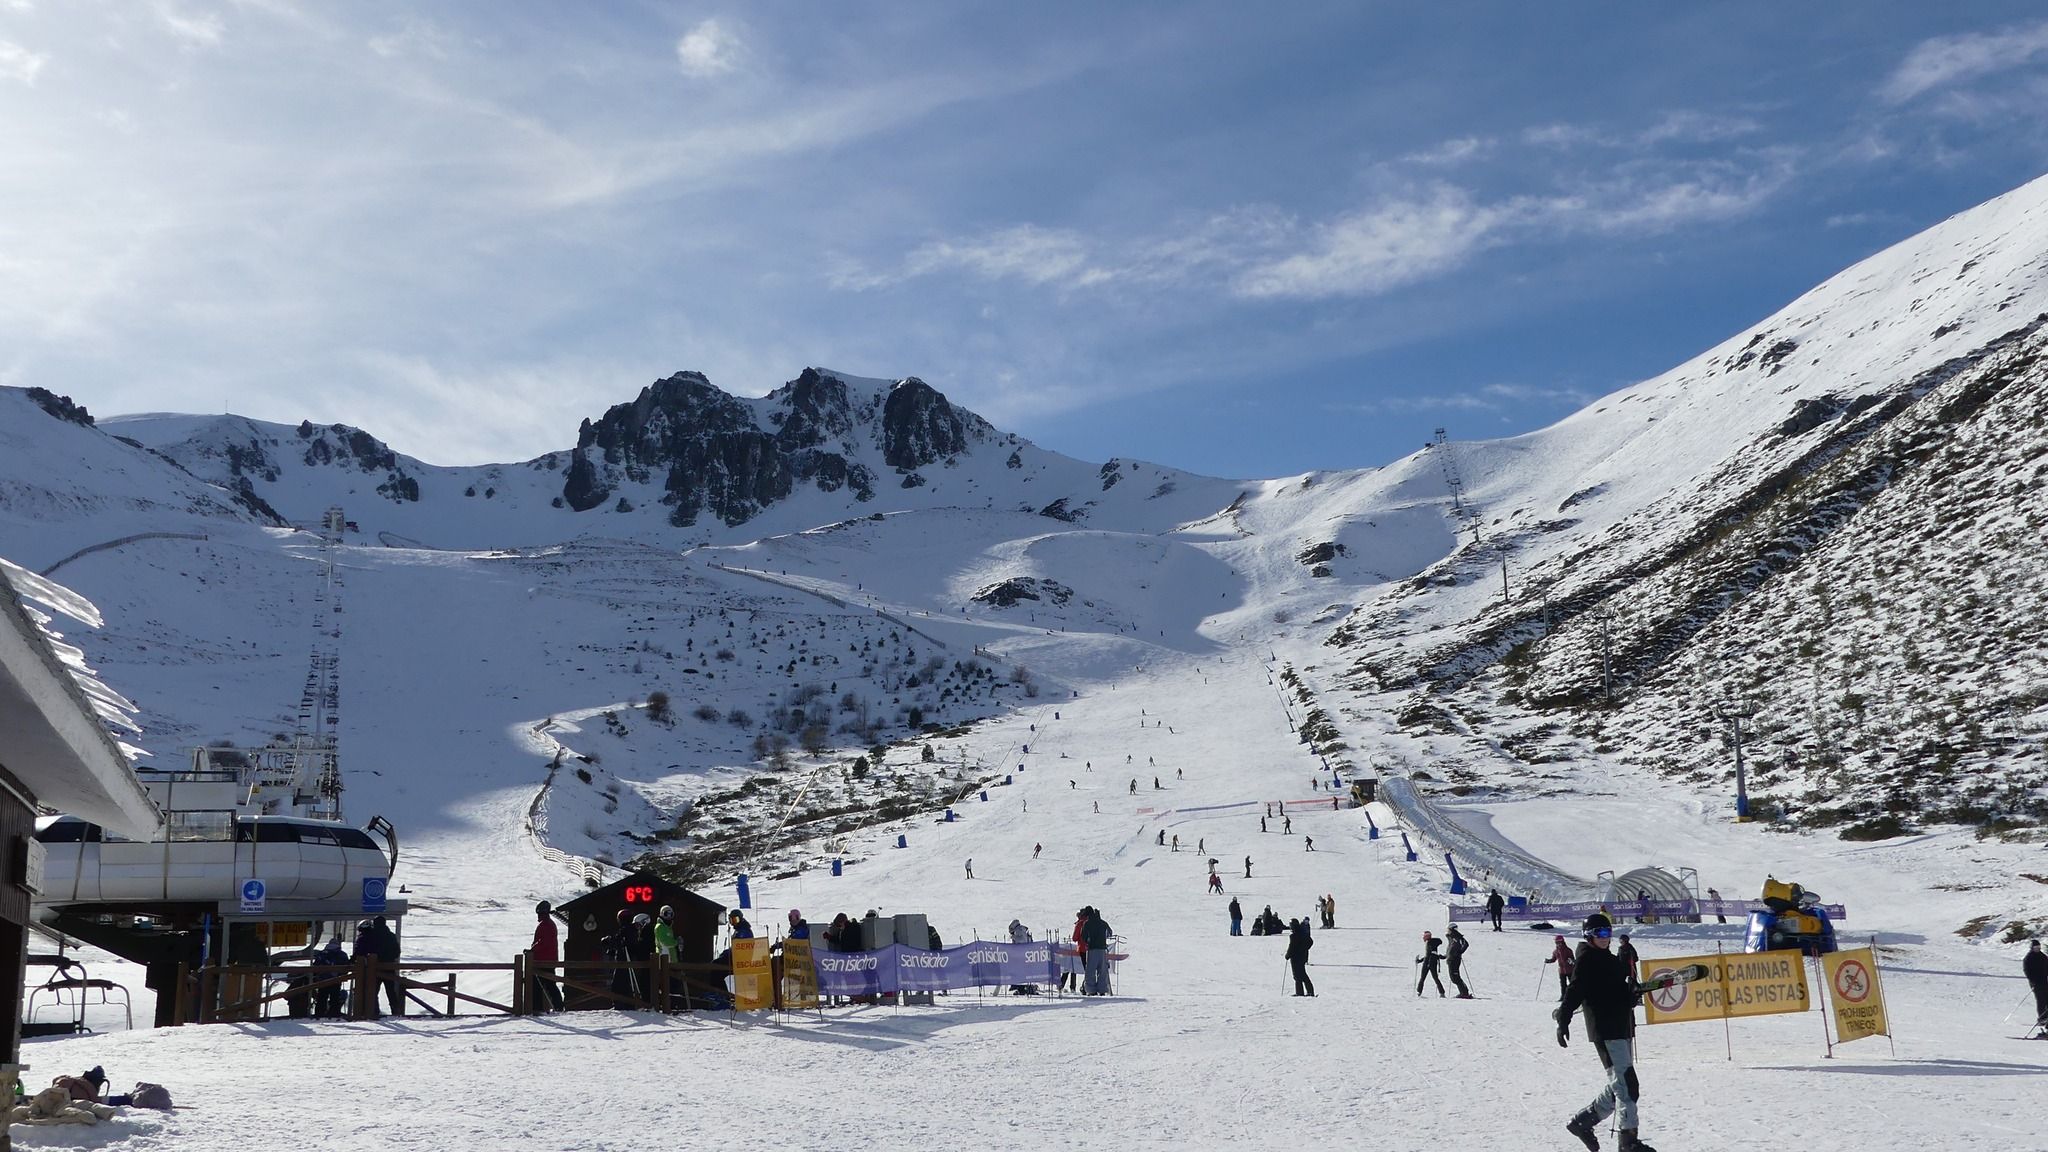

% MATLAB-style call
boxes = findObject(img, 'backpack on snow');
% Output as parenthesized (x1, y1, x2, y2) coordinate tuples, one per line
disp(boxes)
(129, 1082, 173, 1110)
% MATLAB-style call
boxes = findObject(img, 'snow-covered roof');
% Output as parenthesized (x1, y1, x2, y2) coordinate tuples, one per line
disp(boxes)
(0, 557, 160, 836)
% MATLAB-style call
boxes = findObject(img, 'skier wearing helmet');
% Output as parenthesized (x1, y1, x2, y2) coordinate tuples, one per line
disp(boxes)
(1544, 933, 1576, 1000)
(652, 905, 679, 963)
(1555, 911, 1657, 1152)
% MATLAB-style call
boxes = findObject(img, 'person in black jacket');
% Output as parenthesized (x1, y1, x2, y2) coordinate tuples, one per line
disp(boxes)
(2025, 939, 2048, 1031)
(1080, 907, 1112, 995)
(353, 917, 404, 1017)
(1285, 918, 1315, 996)
(1486, 889, 1506, 931)
(1555, 912, 1657, 1152)
(1416, 931, 1445, 997)
(1445, 925, 1473, 998)
(1229, 897, 1244, 936)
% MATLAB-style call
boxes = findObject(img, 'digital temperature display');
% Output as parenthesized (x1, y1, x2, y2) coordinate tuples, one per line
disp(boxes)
(623, 885, 656, 904)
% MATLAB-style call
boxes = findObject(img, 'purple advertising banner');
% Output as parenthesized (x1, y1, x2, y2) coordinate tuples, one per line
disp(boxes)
(810, 940, 1061, 996)
(1447, 899, 1848, 924)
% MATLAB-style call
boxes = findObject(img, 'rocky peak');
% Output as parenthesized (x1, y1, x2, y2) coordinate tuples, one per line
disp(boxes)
(765, 367, 859, 451)
(882, 377, 973, 470)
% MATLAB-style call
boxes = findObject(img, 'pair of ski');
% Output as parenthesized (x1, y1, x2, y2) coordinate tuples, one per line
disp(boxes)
(1635, 963, 1710, 995)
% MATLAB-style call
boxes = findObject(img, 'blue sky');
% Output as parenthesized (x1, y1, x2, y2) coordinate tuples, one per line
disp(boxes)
(5, 3, 2048, 478)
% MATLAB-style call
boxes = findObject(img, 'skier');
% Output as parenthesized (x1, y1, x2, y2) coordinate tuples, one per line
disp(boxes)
(1446, 924, 1473, 998)
(1228, 896, 1243, 935)
(1130, 779, 1137, 795)
(1171, 834, 1179, 852)
(1286, 918, 1316, 996)
(1081, 907, 1113, 995)
(2026, 939, 2048, 1032)
(1260, 817, 1267, 833)
(1154, 777, 1161, 790)
(1244, 855, 1253, 879)
(1033, 843, 1042, 859)
(1706, 886, 1727, 924)
(1177, 767, 1183, 780)
(1556, 912, 1658, 1152)
(1416, 931, 1446, 997)
(1197, 838, 1204, 855)
(1158, 829, 1166, 846)
(1283, 816, 1292, 835)
(1208, 871, 1224, 893)
(1545, 933, 1576, 1000)
(1487, 888, 1506, 931)
(1304, 836, 1315, 852)
(1617, 933, 1639, 975)
(965, 859, 973, 880)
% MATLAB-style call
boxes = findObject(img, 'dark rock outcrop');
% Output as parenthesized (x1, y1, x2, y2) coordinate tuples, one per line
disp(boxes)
(26, 388, 93, 427)
(881, 377, 967, 470)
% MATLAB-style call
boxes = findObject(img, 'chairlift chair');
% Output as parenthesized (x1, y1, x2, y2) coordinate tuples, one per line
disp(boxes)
(24, 954, 132, 1034)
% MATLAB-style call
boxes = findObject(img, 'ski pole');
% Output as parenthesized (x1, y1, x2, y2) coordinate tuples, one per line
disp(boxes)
(2000, 987, 2032, 1024)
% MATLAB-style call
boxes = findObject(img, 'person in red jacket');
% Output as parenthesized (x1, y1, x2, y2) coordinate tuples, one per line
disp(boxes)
(530, 900, 564, 1012)
(1545, 933, 1576, 1001)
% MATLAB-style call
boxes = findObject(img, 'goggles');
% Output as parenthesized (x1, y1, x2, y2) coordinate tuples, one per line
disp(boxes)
(1591, 927, 1614, 940)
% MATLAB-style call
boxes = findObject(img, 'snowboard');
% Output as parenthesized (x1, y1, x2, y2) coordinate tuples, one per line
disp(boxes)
(1636, 962, 1711, 993)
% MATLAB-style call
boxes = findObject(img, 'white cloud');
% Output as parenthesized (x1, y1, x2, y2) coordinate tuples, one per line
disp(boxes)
(838, 225, 1096, 290)
(1234, 187, 1505, 299)
(157, 3, 225, 48)
(0, 40, 46, 85)
(676, 18, 739, 78)
(1884, 21, 2048, 104)
(1403, 136, 1492, 166)
(1341, 382, 1596, 415)
(369, 17, 451, 61)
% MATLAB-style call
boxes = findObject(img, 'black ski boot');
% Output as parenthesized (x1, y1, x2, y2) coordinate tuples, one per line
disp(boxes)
(1565, 1109, 1600, 1151)
(1617, 1130, 1657, 1152)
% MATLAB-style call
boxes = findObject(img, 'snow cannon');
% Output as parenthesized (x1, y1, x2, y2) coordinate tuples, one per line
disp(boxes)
(1743, 877, 1837, 956)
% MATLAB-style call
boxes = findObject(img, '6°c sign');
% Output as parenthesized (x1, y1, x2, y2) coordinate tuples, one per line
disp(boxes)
(240, 878, 267, 913)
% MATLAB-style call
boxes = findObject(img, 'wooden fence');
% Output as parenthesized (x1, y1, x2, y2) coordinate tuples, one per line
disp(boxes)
(171, 954, 742, 1025)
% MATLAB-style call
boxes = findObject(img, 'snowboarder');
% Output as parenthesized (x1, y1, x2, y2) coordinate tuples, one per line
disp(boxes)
(1487, 888, 1506, 931)
(1446, 925, 1472, 998)
(1545, 933, 1576, 1000)
(1286, 919, 1316, 996)
(1556, 912, 1658, 1152)
(1229, 896, 1243, 935)
(965, 859, 973, 880)
(2026, 939, 2048, 1032)
(1244, 856, 1253, 878)
(1416, 931, 1446, 997)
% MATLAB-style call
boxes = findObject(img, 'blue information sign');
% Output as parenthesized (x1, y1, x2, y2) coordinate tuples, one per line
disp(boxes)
(362, 876, 388, 914)
(240, 878, 267, 913)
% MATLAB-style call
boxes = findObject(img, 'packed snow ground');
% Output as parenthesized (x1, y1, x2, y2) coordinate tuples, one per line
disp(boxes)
(19, 637, 2046, 1151)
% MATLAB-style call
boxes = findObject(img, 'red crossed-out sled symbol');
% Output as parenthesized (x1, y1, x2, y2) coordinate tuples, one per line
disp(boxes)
(1833, 959, 1871, 1003)
(1647, 968, 1692, 1013)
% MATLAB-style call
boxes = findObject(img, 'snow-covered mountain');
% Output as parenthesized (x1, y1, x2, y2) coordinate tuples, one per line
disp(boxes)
(105, 368, 1244, 550)
(4, 173, 2046, 969)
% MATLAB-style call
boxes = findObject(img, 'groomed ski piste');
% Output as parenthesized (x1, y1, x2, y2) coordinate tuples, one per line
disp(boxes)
(15, 603, 2044, 1151)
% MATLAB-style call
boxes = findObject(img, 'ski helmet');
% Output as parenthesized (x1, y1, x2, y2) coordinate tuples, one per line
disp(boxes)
(536, 900, 552, 916)
(1583, 912, 1612, 935)
(659, 904, 674, 920)
(633, 912, 651, 926)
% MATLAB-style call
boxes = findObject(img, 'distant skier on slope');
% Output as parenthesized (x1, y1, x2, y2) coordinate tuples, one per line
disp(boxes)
(1286, 919, 1316, 997)
(1416, 931, 1445, 998)
(2026, 939, 2048, 1032)
(1545, 933, 1576, 1000)
(1556, 912, 1658, 1152)
(1228, 896, 1243, 935)
(1446, 925, 1472, 998)
(1486, 888, 1506, 931)
(1244, 856, 1253, 878)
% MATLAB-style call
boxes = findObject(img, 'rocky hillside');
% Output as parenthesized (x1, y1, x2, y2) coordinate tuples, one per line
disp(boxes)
(1313, 174, 2048, 841)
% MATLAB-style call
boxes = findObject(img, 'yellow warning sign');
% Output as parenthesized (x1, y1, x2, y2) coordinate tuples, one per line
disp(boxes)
(732, 938, 773, 1011)
(1640, 950, 1810, 1024)
(1821, 947, 1888, 1043)
(780, 939, 819, 1010)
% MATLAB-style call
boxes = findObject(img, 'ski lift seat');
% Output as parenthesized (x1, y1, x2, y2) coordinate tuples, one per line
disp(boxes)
(26, 964, 132, 1033)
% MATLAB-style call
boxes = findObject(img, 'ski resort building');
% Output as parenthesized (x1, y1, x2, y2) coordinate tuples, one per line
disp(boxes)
(0, 563, 160, 1084)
